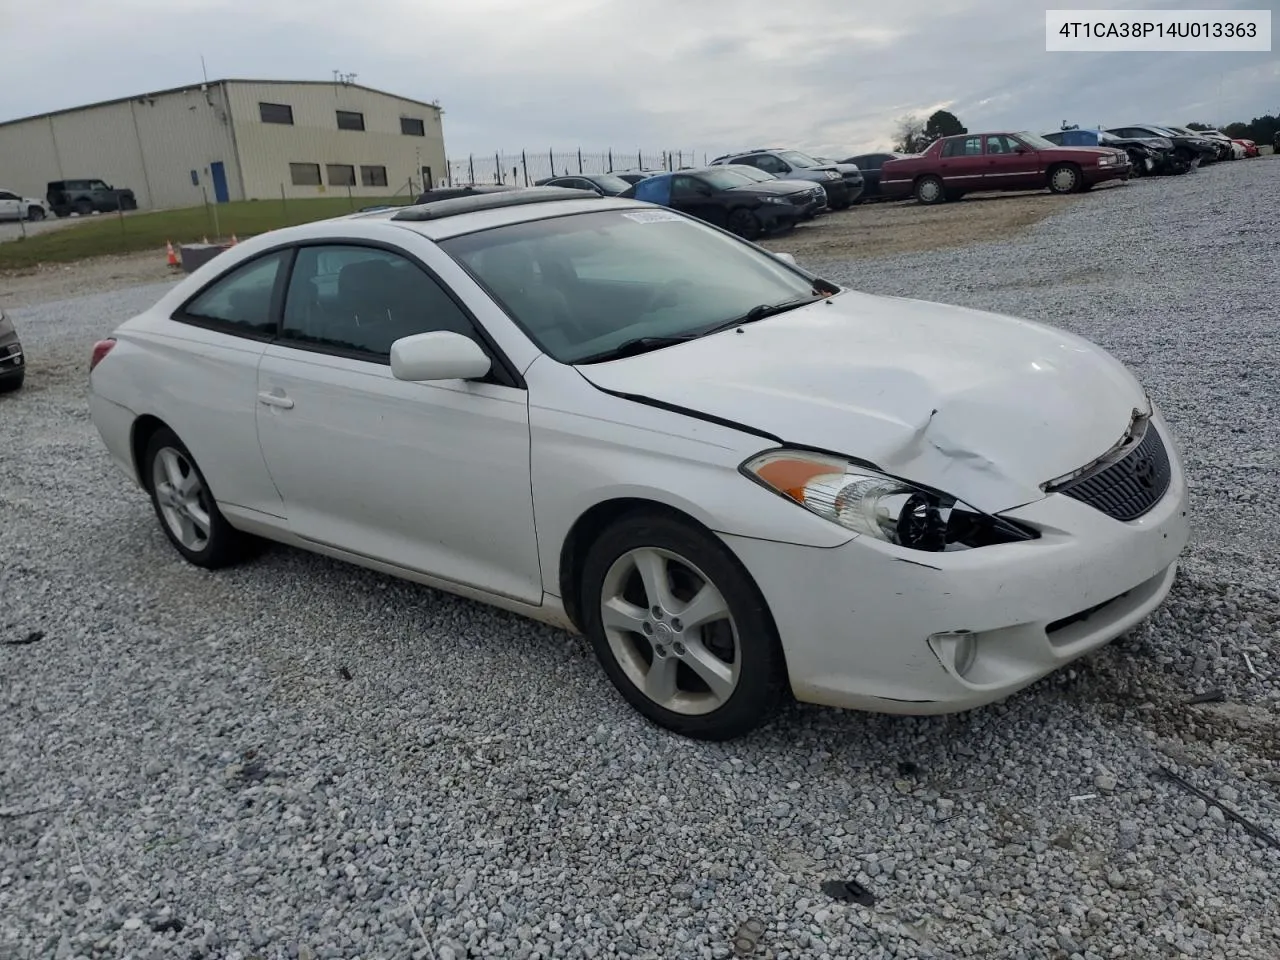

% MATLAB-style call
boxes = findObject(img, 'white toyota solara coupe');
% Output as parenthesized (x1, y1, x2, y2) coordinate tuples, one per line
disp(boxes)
(88, 187, 1190, 740)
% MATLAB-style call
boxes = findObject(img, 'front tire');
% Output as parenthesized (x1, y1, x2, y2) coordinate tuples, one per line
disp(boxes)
(726, 208, 762, 241)
(0, 372, 24, 393)
(580, 512, 788, 741)
(143, 427, 255, 569)
(1048, 163, 1082, 194)
(26, 206, 45, 221)
(914, 175, 945, 204)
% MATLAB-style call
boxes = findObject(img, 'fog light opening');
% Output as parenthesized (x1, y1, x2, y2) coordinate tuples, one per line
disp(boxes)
(930, 630, 977, 679)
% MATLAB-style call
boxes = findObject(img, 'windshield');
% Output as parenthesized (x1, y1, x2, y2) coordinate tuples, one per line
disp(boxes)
(778, 150, 819, 168)
(439, 208, 823, 364)
(698, 168, 756, 190)
(1015, 132, 1061, 150)
(591, 174, 633, 193)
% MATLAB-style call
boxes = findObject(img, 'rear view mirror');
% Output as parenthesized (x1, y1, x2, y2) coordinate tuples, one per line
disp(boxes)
(773, 252, 798, 265)
(390, 331, 491, 382)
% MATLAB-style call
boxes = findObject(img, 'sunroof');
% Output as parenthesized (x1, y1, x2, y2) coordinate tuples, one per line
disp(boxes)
(390, 186, 602, 221)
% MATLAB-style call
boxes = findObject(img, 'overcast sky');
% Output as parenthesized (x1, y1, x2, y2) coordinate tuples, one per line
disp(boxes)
(5, 0, 1277, 159)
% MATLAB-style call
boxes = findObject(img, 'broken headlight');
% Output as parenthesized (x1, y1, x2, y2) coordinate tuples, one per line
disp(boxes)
(742, 450, 1038, 552)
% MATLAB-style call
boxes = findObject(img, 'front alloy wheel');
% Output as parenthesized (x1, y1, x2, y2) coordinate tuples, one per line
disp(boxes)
(581, 513, 786, 740)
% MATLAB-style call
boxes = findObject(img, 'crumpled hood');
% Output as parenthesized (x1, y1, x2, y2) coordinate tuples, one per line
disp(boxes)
(576, 290, 1149, 514)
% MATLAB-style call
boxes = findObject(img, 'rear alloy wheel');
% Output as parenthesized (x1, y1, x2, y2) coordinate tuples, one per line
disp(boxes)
(26, 206, 45, 221)
(143, 427, 255, 568)
(1048, 164, 1081, 194)
(914, 176, 945, 204)
(726, 208, 762, 241)
(580, 512, 787, 740)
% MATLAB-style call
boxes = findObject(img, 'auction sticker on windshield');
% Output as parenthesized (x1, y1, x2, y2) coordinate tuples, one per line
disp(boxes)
(621, 210, 686, 223)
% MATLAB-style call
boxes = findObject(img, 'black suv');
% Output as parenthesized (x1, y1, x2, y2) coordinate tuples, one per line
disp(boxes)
(47, 179, 138, 218)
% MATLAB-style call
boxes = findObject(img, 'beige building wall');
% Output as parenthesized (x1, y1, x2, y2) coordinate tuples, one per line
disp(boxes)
(0, 80, 444, 210)
(223, 81, 446, 201)
(0, 87, 241, 209)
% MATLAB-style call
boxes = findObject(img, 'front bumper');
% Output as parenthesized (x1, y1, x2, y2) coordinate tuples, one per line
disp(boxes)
(722, 414, 1190, 715)
(841, 175, 865, 201)
(755, 203, 804, 234)
(1085, 159, 1131, 184)
(818, 179, 851, 206)
(0, 338, 24, 381)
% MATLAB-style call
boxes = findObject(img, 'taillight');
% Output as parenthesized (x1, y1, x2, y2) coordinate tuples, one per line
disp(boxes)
(90, 338, 117, 372)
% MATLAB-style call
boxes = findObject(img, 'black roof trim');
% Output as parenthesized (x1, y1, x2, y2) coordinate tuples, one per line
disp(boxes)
(390, 186, 601, 221)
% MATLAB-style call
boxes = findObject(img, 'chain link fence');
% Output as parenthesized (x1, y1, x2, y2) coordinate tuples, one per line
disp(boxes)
(443, 149, 709, 187)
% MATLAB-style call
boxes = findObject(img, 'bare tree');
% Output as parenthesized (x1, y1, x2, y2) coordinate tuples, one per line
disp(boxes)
(893, 115, 927, 153)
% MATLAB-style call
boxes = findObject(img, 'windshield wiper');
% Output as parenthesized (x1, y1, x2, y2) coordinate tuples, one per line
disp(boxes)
(573, 334, 701, 364)
(699, 293, 828, 337)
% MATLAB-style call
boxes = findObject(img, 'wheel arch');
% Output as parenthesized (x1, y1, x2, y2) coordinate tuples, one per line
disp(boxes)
(130, 414, 172, 493)
(557, 497, 778, 642)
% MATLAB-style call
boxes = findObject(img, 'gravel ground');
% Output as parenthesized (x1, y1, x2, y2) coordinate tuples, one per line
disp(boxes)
(2, 157, 1278, 960)
(0, 251, 178, 309)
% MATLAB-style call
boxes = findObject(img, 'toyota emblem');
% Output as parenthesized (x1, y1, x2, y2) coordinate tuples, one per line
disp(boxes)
(1132, 454, 1156, 489)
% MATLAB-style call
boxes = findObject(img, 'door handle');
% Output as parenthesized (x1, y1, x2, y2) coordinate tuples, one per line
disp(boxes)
(257, 391, 294, 409)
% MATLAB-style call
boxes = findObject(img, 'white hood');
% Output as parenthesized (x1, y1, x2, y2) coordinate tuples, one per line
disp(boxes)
(577, 291, 1149, 514)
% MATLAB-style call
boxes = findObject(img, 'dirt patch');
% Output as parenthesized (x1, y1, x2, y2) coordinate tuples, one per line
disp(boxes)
(0, 249, 176, 308)
(759, 187, 1108, 260)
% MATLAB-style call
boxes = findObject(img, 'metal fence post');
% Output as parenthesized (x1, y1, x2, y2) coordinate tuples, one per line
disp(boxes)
(469, 154, 475, 185)
(638, 149, 643, 169)
(521, 151, 529, 186)
(607, 149, 613, 172)
(577, 148, 583, 173)
(549, 148, 555, 177)
(495, 152, 502, 184)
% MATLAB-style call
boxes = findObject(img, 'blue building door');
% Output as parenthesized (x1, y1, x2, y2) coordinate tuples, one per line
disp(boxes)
(210, 162, 229, 203)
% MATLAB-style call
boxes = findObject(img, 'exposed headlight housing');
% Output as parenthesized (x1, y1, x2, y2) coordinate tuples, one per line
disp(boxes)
(742, 449, 1039, 552)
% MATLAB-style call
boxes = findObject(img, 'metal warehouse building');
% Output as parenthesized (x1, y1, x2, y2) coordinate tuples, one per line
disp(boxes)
(0, 78, 447, 212)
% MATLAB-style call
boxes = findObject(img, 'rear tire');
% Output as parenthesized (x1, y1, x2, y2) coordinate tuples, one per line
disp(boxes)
(142, 427, 257, 569)
(726, 208, 762, 241)
(579, 511, 788, 741)
(914, 175, 945, 204)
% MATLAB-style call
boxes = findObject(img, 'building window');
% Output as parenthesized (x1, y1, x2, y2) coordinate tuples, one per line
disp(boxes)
(400, 117, 425, 137)
(290, 163, 322, 186)
(326, 164, 356, 186)
(336, 110, 366, 131)
(260, 102, 294, 125)
(360, 165, 389, 188)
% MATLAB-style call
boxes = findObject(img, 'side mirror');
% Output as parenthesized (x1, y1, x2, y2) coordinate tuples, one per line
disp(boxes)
(390, 331, 491, 382)
(1014, 147, 1028, 154)
(773, 252, 798, 266)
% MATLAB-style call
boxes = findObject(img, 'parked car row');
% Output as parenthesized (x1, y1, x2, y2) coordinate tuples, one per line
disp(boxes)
(874, 122, 1265, 205)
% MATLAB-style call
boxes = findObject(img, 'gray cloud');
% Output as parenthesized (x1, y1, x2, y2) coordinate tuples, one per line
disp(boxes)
(5, 0, 1276, 162)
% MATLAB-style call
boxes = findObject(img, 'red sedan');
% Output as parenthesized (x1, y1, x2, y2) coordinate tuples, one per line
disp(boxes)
(880, 131, 1132, 204)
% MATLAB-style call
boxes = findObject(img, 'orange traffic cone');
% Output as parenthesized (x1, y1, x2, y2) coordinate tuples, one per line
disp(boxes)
(165, 240, 179, 268)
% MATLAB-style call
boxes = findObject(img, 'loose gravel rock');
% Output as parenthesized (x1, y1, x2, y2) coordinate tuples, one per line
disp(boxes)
(2, 158, 1278, 960)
